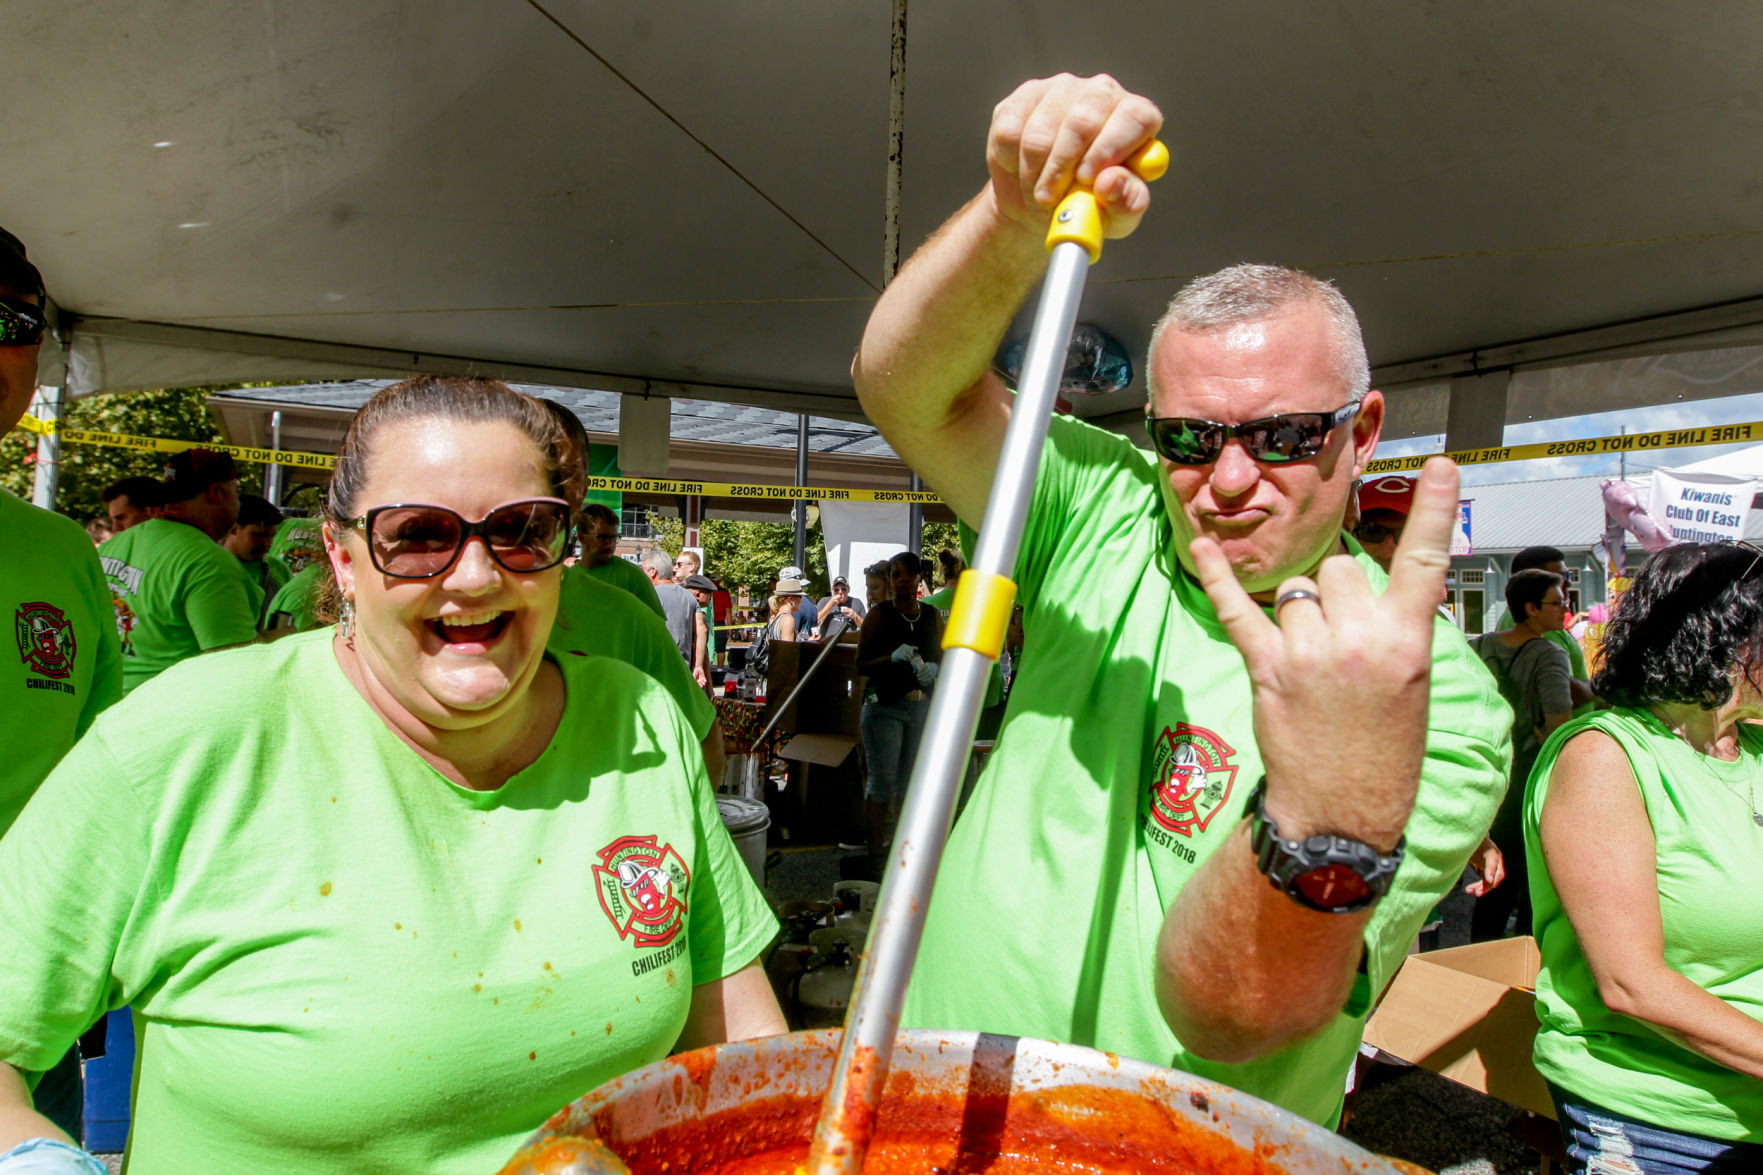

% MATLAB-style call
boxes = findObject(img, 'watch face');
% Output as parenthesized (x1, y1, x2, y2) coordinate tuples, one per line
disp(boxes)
(1293, 863, 1370, 910)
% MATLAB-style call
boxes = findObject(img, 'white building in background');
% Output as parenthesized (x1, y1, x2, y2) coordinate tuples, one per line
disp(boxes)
(1450, 444, 1763, 633)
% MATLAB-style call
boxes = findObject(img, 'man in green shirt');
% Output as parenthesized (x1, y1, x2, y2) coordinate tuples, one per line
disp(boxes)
(266, 514, 324, 577)
(1495, 545, 1595, 717)
(223, 493, 290, 624)
(98, 448, 260, 692)
(0, 223, 124, 1150)
(578, 502, 666, 620)
(536, 397, 727, 784)
(101, 476, 162, 534)
(853, 75, 1509, 1126)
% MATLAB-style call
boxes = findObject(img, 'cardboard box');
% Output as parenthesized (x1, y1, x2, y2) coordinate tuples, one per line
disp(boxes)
(762, 637, 862, 738)
(1362, 937, 1555, 1119)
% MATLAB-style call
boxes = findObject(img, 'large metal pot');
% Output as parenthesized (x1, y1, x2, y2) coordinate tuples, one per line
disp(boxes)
(505, 1029, 1412, 1174)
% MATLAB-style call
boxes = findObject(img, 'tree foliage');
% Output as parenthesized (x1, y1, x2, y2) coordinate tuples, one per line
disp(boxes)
(2, 387, 263, 522)
(648, 510, 962, 596)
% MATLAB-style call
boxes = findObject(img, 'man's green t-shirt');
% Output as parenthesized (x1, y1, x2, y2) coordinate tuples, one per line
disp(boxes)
(580, 554, 666, 620)
(1495, 610, 1591, 717)
(98, 518, 260, 692)
(552, 566, 716, 742)
(0, 631, 776, 1174)
(0, 489, 124, 834)
(902, 415, 1511, 1127)
(1526, 708, 1763, 1140)
(267, 516, 324, 576)
(237, 555, 291, 623)
(266, 563, 328, 632)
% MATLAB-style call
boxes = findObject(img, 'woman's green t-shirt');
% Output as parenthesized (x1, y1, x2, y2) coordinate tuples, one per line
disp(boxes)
(0, 631, 776, 1173)
(1526, 707, 1763, 1140)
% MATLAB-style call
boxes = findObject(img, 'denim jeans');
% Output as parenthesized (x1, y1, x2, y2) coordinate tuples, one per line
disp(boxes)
(861, 697, 930, 804)
(1550, 1082, 1763, 1174)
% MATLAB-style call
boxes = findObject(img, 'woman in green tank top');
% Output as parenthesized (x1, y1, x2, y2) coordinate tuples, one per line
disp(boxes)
(1526, 542, 1763, 1172)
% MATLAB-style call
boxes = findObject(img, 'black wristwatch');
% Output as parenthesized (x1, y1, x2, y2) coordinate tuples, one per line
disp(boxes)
(1247, 778, 1404, 914)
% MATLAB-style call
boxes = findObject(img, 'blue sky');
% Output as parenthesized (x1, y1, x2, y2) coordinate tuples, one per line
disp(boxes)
(1375, 390, 1763, 486)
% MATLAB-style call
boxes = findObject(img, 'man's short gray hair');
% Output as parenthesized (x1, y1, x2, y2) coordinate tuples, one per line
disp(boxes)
(643, 550, 675, 580)
(1146, 264, 1370, 403)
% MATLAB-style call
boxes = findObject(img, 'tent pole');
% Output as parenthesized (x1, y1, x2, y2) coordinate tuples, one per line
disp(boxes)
(30, 383, 64, 511)
(794, 415, 809, 571)
(263, 409, 286, 507)
(886, 0, 921, 554)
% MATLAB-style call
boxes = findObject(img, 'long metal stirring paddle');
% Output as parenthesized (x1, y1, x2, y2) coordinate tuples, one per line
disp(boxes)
(800, 140, 1169, 1175)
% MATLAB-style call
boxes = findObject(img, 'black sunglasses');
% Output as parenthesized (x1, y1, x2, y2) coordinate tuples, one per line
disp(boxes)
(1352, 518, 1404, 545)
(0, 298, 46, 347)
(344, 498, 572, 578)
(1145, 402, 1359, 466)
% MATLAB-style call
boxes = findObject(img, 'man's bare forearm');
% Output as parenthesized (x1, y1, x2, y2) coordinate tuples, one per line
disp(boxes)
(1154, 821, 1369, 1064)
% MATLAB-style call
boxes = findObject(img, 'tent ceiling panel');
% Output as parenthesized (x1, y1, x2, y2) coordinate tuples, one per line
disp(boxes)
(8, 2, 1763, 412)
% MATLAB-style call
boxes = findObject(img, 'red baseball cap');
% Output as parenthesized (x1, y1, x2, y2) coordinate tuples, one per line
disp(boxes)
(1357, 475, 1418, 517)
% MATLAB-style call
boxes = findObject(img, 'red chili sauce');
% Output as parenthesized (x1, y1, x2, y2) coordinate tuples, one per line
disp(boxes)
(590, 1083, 1293, 1175)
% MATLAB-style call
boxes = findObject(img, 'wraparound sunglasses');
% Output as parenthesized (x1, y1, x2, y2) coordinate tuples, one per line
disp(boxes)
(1145, 402, 1359, 466)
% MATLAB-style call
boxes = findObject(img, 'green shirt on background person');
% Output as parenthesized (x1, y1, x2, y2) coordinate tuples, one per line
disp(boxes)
(98, 517, 259, 692)
(237, 555, 291, 624)
(551, 566, 716, 743)
(901, 415, 1511, 1127)
(266, 562, 327, 632)
(0, 631, 776, 1174)
(266, 515, 324, 576)
(1495, 609, 1592, 718)
(0, 488, 123, 833)
(580, 552, 666, 620)
(1526, 708, 1763, 1141)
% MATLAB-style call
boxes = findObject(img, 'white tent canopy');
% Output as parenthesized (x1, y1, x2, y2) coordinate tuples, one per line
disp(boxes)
(11, 3, 1763, 432)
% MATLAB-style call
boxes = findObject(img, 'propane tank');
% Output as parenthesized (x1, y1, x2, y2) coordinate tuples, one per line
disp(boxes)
(830, 881, 878, 937)
(794, 939, 858, 1029)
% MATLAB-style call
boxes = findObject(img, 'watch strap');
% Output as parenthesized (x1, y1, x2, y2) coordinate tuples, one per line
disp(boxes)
(1247, 777, 1404, 914)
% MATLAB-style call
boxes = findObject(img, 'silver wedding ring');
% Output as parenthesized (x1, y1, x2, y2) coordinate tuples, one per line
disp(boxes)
(1274, 588, 1322, 611)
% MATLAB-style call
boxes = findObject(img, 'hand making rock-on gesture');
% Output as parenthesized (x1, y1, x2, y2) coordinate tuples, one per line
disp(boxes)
(1192, 457, 1460, 851)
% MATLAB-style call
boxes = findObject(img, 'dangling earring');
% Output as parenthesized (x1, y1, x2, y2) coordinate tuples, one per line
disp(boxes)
(338, 596, 356, 649)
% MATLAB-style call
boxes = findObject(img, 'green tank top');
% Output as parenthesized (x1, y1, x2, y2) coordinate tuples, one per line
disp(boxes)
(1525, 708, 1763, 1140)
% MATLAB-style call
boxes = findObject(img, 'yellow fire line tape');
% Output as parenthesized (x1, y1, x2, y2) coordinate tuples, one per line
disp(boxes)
(23, 413, 1762, 496)
(18, 414, 339, 468)
(13, 415, 941, 501)
(1362, 420, 1763, 475)
(580, 475, 940, 504)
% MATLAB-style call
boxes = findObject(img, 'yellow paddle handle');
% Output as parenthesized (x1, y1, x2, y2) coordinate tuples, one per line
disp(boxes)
(942, 569, 1018, 660)
(1045, 139, 1169, 261)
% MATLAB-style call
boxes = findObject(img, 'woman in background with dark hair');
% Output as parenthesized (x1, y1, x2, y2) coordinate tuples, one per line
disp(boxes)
(855, 550, 942, 863)
(0, 376, 782, 1175)
(1527, 541, 1763, 1172)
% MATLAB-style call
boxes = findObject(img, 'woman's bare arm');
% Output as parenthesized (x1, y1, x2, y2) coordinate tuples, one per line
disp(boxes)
(1542, 730, 1763, 1078)
(674, 961, 787, 1052)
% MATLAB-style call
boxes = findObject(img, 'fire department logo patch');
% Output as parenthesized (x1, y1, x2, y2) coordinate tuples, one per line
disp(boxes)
(1149, 722, 1239, 837)
(593, 835, 690, 948)
(16, 602, 76, 681)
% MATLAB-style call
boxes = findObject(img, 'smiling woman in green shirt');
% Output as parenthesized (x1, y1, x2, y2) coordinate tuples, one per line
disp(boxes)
(1527, 542, 1763, 1170)
(0, 377, 783, 1175)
